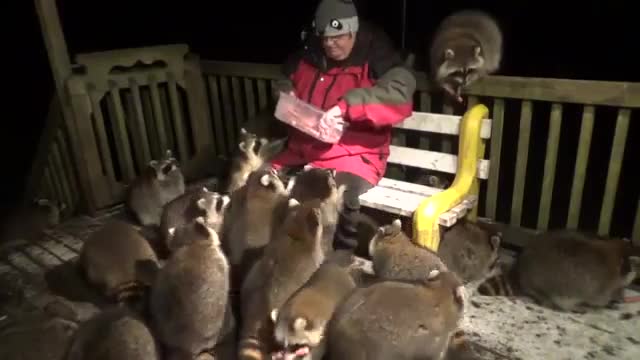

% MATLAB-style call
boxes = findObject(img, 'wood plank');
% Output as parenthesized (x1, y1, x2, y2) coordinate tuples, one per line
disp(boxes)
(55, 130, 79, 207)
(219, 76, 237, 154)
(395, 112, 492, 139)
(87, 89, 116, 192)
(359, 184, 476, 226)
(244, 78, 257, 120)
(387, 145, 490, 179)
(377, 178, 445, 197)
(537, 103, 563, 230)
(202, 60, 640, 107)
(167, 72, 189, 161)
(633, 199, 640, 247)
(129, 78, 152, 165)
(108, 84, 135, 181)
(256, 79, 268, 110)
(566, 106, 595, 229)
(510, 100, 533, 226)
(598, 108, 631, 236)
(206, 76, 226, 155)
(231, 77, 245, 131)
(485, 98, 505, 219)
(418, 92, 431, 150)
(148, 74, 169, 153)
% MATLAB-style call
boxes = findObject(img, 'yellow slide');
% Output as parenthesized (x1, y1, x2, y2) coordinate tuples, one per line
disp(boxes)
(412, 104, 489, 251)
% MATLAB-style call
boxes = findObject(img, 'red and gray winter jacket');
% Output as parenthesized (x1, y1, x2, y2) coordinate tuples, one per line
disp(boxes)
(270, 21, 416, 186)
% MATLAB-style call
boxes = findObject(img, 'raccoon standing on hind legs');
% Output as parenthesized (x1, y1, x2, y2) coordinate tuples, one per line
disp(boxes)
(429, 10, 503, 103)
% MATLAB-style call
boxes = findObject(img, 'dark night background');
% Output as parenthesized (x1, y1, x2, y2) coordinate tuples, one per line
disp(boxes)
(4, 1, 639, 235)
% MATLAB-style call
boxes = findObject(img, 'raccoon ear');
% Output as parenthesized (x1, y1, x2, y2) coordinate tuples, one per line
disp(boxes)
(490, 233, 501, 250)
(270, 308, 279, 323)
(202, 186, 209, 192)
(240, 127, 247, 135)
(196, 198, 207, 210)
(220, 195, 231, 210)
(329, 168, 337, 178)
(427, 175, 440, 187)
(445, 48, 455, 59)
(36, 198, 50, 206)
(454, 285, 466, 305)
(288, 198, 300, 208)
(260, 174, 271, 187)
(148, 160, 158, 168)
(165, 149, 173, 159)
(303, 164, 314, 171)
(473, 45, 482, 57)
(427, 269, 440, 280)
(391, 218, 402, 232)
(238, 141, 247, 152)
(285, 176, 296, 193)
(168, 227, 176, 238)
(293, 317, 307, 331)
(368, 235, 378, 257)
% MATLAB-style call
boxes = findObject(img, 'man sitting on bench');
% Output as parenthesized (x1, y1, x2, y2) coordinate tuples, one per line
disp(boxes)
(269, 0, 416, 251)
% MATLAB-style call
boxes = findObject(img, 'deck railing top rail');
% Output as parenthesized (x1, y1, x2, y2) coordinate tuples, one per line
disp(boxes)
(201, 60, 640, 108)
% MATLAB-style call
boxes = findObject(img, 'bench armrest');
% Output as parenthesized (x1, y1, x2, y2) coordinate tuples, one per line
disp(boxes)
(412, 104, 490, 251)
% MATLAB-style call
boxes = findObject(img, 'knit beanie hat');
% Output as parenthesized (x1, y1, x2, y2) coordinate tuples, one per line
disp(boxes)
(313, 0, 359, 37)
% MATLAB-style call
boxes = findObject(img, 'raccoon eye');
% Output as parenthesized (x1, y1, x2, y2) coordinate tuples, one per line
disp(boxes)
(161, 164, 173, 175)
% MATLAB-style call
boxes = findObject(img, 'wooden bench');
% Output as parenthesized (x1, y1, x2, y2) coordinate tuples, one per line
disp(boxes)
(359, 107, 493, 239)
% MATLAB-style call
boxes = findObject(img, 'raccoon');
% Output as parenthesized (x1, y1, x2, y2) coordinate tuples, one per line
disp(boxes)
(150, 217, 230, 360)
(326, 269, 466, 360)
(0, 316, 77, 360)
(437, 219, 502, 292)
(289, 167, 347, 255)
(66, 306, 160, 360)
(478, 230, 639, 312)
(238, 199, 326, 360)
(271, 262, 356, 360)
(160, 187, 230, 253)
(78, 220, 159, 308)
(226, 128, 269, 194)
(429, 10, 503, 102)
(223, 167, 290, 274)
(369, 218, 449, 282)
(0, 198, 66, 246)
(126, 149, 186, 226)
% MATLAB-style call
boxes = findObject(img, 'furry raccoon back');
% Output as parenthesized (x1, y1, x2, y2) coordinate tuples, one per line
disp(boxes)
(430, 10, 503, 79)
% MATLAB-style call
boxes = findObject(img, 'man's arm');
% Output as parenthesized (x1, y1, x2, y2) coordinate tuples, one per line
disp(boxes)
(338, 28, 416, 128)
(271, 49, 304, 99)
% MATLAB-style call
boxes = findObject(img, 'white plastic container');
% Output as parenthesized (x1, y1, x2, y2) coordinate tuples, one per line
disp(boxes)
(274, 92, 344, 143)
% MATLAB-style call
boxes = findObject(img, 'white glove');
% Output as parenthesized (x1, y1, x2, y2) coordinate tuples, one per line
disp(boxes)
(319, 105, 346, 139)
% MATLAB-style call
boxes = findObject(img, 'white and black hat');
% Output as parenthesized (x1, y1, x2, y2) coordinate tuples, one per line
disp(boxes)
(313, 0, 359, 37)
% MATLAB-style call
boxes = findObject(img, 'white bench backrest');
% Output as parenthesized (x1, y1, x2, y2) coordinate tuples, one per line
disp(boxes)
(390, 112, 493, 180)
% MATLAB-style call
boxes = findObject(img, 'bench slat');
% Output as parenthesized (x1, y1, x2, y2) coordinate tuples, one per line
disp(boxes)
(359, 178, 478, 226)
(394, 112, 492, 139)
(387, 145, 490, 179)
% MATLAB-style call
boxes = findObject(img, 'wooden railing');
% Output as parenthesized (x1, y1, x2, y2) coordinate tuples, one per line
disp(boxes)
(26, 55, 640, 245)
(200, 60, 640, 244)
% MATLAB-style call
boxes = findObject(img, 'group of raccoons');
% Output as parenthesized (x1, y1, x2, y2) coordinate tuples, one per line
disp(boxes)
(3, 8, 640, 360)
(38, 119, 638, 360)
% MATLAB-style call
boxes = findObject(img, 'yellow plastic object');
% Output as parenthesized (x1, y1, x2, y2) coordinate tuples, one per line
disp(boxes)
(412, 104, 489, 251)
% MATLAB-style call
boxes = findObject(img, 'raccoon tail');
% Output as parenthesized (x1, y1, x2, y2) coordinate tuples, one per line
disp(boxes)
(476, 273, 515, 296)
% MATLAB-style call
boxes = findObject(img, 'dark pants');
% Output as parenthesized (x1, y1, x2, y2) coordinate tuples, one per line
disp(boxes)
(333, 172, 374, 251)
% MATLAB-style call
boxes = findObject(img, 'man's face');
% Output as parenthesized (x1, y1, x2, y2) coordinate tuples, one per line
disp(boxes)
(321, 32, 356, 61)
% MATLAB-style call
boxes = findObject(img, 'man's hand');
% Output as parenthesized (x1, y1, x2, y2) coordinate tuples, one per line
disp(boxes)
(318, 105, 346, 139)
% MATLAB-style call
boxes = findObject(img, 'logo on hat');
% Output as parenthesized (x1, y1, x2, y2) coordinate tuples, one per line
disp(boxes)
(330, 19, 342, 29)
